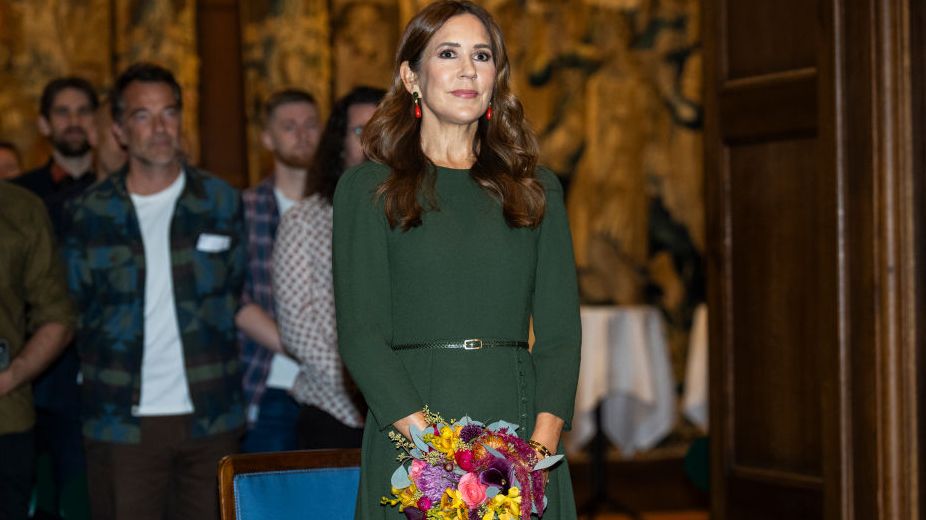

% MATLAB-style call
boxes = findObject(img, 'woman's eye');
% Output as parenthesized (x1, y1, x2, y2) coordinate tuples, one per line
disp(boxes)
(474, 51, 493, 62)
(438, 49, 456, 59)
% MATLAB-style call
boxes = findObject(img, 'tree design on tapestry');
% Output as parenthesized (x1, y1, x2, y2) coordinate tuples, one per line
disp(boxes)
(0, 0, 111, 168)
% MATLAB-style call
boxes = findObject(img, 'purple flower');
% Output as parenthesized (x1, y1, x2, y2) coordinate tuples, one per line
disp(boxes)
(532, 469, 547, 517)
(479, 458, 513, 493)
(468, 509, 483, 520)
(460, 424, 482, 443)
(511, 437, 536, 462)
(417, 463, 460, 503)
(403, 507, 425, 520)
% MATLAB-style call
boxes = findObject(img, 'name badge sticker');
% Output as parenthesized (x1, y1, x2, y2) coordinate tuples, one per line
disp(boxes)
(196, 233, 231, 253)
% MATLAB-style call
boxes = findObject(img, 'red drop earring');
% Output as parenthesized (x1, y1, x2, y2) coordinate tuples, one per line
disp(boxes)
(486, 103, 493, 120)
(413, 92, 422, 119)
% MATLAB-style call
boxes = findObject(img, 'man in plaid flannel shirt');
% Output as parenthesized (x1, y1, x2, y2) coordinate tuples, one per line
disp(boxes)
(237, 89, 321, 452)
(62, 63, 246, 520)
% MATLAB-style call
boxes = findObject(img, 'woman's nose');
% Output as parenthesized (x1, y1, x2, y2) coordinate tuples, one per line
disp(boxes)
(460, 57, 477, 79)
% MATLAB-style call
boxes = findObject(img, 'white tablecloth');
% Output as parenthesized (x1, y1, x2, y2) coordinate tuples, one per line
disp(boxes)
(565, 306, 676, 456)
(681, 304, 708, 432)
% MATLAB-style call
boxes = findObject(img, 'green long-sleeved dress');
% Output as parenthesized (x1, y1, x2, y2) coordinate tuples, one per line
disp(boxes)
(333, 161, 581, 519)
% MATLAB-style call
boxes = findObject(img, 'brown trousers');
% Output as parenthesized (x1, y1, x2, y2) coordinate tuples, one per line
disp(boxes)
(85, 415, 240, 520)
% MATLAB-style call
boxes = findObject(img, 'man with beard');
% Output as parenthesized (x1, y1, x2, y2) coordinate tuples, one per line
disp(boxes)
(13, 76, 99, 520)
(237, 89, 321, 452)
(16, 77, 99, 233)
(62, 63, 246, 519)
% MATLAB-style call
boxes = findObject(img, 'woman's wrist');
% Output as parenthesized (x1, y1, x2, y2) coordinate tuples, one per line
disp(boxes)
(531, 412, 564, 456)
(528, 439, 554, 459)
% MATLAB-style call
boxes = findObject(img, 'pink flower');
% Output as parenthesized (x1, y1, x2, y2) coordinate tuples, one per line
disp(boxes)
(409, 459, 427, 484)
(417, 497, 433, 511)
(455, 450, 476, 472)
(457, 472, 487, 509)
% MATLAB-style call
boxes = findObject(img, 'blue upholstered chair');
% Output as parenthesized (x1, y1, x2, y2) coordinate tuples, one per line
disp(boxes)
(218, 448, 361, 520)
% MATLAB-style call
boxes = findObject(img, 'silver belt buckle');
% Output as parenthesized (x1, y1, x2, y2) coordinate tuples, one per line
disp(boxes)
(463, 338, 483, 350)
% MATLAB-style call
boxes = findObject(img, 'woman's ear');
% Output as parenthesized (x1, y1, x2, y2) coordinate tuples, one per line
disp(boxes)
(400, 61, 417, 94)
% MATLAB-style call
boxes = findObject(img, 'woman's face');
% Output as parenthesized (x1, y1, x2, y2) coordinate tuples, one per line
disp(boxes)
(407, 13, 496, 127)
(343, 102, 377, 168)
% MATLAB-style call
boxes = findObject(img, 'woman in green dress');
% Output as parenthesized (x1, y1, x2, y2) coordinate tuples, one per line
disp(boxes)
(333, 1, 581, 518)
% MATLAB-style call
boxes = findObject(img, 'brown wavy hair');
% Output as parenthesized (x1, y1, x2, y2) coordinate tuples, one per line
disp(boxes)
(362, 0, 545, 230)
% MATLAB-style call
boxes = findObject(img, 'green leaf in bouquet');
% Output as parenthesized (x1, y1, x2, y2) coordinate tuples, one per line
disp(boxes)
(485, 486, 500, 498)
(391, 464, 412, 489)
(409, 423, 430, 453)
(532, 454, 564, 471)
(454, 416, 484, 428)
(486, 420, 519, 433)
(409, 448, 424, 459)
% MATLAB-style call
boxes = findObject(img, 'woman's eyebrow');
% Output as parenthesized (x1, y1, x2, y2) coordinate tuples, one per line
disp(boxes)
(433, 42, 491, 49)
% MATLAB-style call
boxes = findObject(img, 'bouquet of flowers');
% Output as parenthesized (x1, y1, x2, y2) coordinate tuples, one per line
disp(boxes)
(381, 407, 563, 520)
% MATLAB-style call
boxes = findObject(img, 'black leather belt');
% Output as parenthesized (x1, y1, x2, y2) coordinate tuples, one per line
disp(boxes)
(391, 339, 528, 351)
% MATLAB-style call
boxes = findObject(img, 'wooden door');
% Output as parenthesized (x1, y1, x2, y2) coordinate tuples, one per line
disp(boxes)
(703, 0, 924, 517)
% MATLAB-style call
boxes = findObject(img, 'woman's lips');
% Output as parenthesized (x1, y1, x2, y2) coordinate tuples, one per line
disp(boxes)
(451, 90, 478, 98)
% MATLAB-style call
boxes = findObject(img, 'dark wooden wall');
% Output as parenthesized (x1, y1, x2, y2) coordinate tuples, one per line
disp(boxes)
(913, 2, 926, 509)
(705, 0, 923, 517)
(197, 0, 248, 188)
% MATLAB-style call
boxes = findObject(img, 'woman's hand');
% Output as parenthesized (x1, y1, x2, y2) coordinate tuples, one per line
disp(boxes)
(393, 410, 429, 441)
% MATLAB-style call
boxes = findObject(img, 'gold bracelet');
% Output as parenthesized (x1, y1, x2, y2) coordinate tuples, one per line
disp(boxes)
(528, 439, 553, 459)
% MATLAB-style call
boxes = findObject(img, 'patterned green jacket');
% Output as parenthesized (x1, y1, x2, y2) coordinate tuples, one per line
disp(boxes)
(62, 166, 246, 443)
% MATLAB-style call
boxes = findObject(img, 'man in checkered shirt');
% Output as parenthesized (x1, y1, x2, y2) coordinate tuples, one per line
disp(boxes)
(237, 89, 321, 452)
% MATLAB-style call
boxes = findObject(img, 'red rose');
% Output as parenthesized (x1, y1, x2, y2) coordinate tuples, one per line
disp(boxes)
(454, 450, 476, 472)
(417, 497, 433, 511)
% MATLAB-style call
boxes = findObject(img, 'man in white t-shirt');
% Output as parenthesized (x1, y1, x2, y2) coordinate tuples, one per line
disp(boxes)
(62, 63, 246, 520)
(237, 89, 321, 452)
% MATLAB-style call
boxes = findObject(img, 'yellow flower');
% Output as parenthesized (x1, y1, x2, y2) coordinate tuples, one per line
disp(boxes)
(439, 489, 470, 520)
(433, 425, 458, 457)
(388, 484, 420, 510)
(486, 487, 521, 520)
(442, 488, 466, 509)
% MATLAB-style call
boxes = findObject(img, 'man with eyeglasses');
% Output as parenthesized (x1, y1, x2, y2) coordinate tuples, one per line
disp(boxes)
(63, 63, 246, 519)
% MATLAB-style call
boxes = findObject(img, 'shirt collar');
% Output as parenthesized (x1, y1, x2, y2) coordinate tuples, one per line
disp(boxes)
(49, 159, 92, 184)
